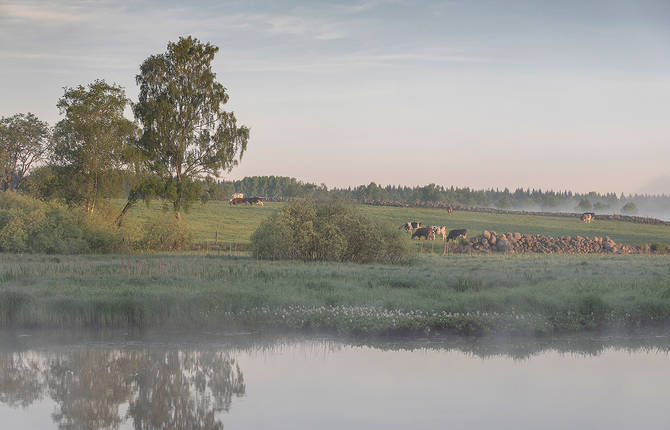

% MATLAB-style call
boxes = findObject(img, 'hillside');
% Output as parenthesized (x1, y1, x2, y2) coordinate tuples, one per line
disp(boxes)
(119, 200, 670, 247)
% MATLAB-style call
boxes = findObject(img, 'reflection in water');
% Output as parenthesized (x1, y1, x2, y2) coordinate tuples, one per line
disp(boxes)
(2, 330, 670, 429)
(0, 347, 245, 429)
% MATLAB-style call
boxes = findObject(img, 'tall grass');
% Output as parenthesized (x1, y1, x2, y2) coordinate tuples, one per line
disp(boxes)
(2, 253, 670, 334)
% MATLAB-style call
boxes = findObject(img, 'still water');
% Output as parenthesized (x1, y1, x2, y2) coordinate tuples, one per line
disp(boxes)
(1, 330, 669, 429)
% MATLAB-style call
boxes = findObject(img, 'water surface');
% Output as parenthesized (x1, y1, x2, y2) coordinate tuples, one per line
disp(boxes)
(1, 330, 669, 429)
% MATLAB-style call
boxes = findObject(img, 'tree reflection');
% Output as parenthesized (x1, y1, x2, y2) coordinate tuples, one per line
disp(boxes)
(0, 351, 45, 408)
(0, 349, 245, 429)
(128, 351, 245, 430)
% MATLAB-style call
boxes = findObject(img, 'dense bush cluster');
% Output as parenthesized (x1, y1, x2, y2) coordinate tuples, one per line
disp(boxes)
(0, 193, 195, 253)
(0, 192, 124, 253)
(251, 199, 409, 263)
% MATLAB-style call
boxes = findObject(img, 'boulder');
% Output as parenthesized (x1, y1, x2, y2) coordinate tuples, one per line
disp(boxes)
(496, 238, 512, 252)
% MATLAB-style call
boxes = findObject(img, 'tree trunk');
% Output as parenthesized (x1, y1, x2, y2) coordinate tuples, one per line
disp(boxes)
(116, 198, 136, 227)
(174, 167, 182, 221)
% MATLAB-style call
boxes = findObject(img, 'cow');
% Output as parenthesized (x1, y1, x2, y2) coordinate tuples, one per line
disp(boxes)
(231, 193, 244, 199)
(411, 227, 434, 240)
(447, 205, 453, 215)
(245, 196, 264, 205)
(431, 226, 447, 240)
(400, 221, 422, 232)
(229, 197, 246, 206)
(445, 228, 467, 241)
(581, 212, 595, 223)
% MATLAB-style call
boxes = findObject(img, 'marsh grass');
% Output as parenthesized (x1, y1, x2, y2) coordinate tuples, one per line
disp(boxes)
(2, 253, 670, 334)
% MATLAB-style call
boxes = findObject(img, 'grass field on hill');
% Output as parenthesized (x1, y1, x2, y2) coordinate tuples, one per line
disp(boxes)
(119, 200, 670, 247)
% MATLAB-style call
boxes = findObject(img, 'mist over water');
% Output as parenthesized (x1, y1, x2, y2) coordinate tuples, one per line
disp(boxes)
(1, 331, 670, 429)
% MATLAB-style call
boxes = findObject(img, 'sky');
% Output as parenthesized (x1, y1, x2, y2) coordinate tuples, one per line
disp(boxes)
(1, 0, 669, 194)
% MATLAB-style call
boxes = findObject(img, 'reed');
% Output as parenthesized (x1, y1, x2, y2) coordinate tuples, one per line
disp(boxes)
(3, 253, 670, 334)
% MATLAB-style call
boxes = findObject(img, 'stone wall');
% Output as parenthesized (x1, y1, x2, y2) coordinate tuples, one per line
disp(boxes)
(458, 230, 640, 254)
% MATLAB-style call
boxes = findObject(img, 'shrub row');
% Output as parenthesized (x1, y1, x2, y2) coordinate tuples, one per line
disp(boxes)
(0, 193, 192, 253)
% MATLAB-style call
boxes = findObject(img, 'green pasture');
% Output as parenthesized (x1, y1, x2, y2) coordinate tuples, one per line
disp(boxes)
(118, 200, 670, 247)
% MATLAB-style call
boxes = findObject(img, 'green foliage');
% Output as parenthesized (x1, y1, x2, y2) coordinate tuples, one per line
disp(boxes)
(495, 195, 512, 209)
(541, 194, 559, 208)
(0, 192, 124, 253)
(0, 112, 50, 191)
(621, 202, 638, 214)
(251, 199, 409, 263)
(52, 80, 136, 215)
(576, 198, 592, 211)
(134, 36, 250, 215)
(141, 213, 193, 251)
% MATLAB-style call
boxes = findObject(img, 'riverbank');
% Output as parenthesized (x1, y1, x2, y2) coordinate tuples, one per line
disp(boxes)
(2, 253, 670, 335)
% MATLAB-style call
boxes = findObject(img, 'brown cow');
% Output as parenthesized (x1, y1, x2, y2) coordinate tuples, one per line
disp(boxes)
(446, 229, 467, 241)
(411, 227, 434, 240)
(447, 205, 453, 215)
(245, 196, 264, 205)
(229, 197, 246, 205)
(581, 212, 595, 223)
(431, 226, 447, 240)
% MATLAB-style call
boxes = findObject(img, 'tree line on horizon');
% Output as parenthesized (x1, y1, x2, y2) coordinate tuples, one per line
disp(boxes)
(212, 176, 670, 217)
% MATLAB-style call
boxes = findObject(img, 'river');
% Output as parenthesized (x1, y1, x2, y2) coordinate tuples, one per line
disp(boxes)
(1, 330, 669, 429)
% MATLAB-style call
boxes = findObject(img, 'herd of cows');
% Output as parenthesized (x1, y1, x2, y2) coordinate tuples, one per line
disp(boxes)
(403, 211, 599, 242)
(401, 221, 467, 242)
(229, 193, 264, 206)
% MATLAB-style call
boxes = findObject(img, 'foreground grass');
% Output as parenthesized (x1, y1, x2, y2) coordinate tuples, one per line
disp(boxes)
(118, 200, 670, 247)
(2, 253, 670, 335)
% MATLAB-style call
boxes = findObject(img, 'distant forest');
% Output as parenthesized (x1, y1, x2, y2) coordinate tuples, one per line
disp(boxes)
(211, 175, 670, 219)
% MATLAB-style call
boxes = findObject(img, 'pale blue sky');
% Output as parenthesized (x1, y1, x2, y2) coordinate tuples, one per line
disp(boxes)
(1, 0, 669, 193)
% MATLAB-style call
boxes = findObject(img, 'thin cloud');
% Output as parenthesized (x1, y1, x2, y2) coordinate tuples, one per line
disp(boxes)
(266, 15, 349, 40)
(226, 48, 491, 74)
(0, 2, 89, 22)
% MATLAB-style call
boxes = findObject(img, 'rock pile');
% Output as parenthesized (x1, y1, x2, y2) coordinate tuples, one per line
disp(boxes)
(468, 230, 639, 254)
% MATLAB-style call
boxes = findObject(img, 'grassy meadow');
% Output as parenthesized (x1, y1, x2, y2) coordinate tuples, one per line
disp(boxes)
(2, 252, 670, 334)
(119, 199, 670, 247)
(3, 199, 670, 335)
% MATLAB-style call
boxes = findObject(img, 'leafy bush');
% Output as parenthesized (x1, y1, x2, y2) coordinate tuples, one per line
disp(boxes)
(141, 213, 193, 251)
(251, 199, 409, 263)
(0, 192, 125, 253)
